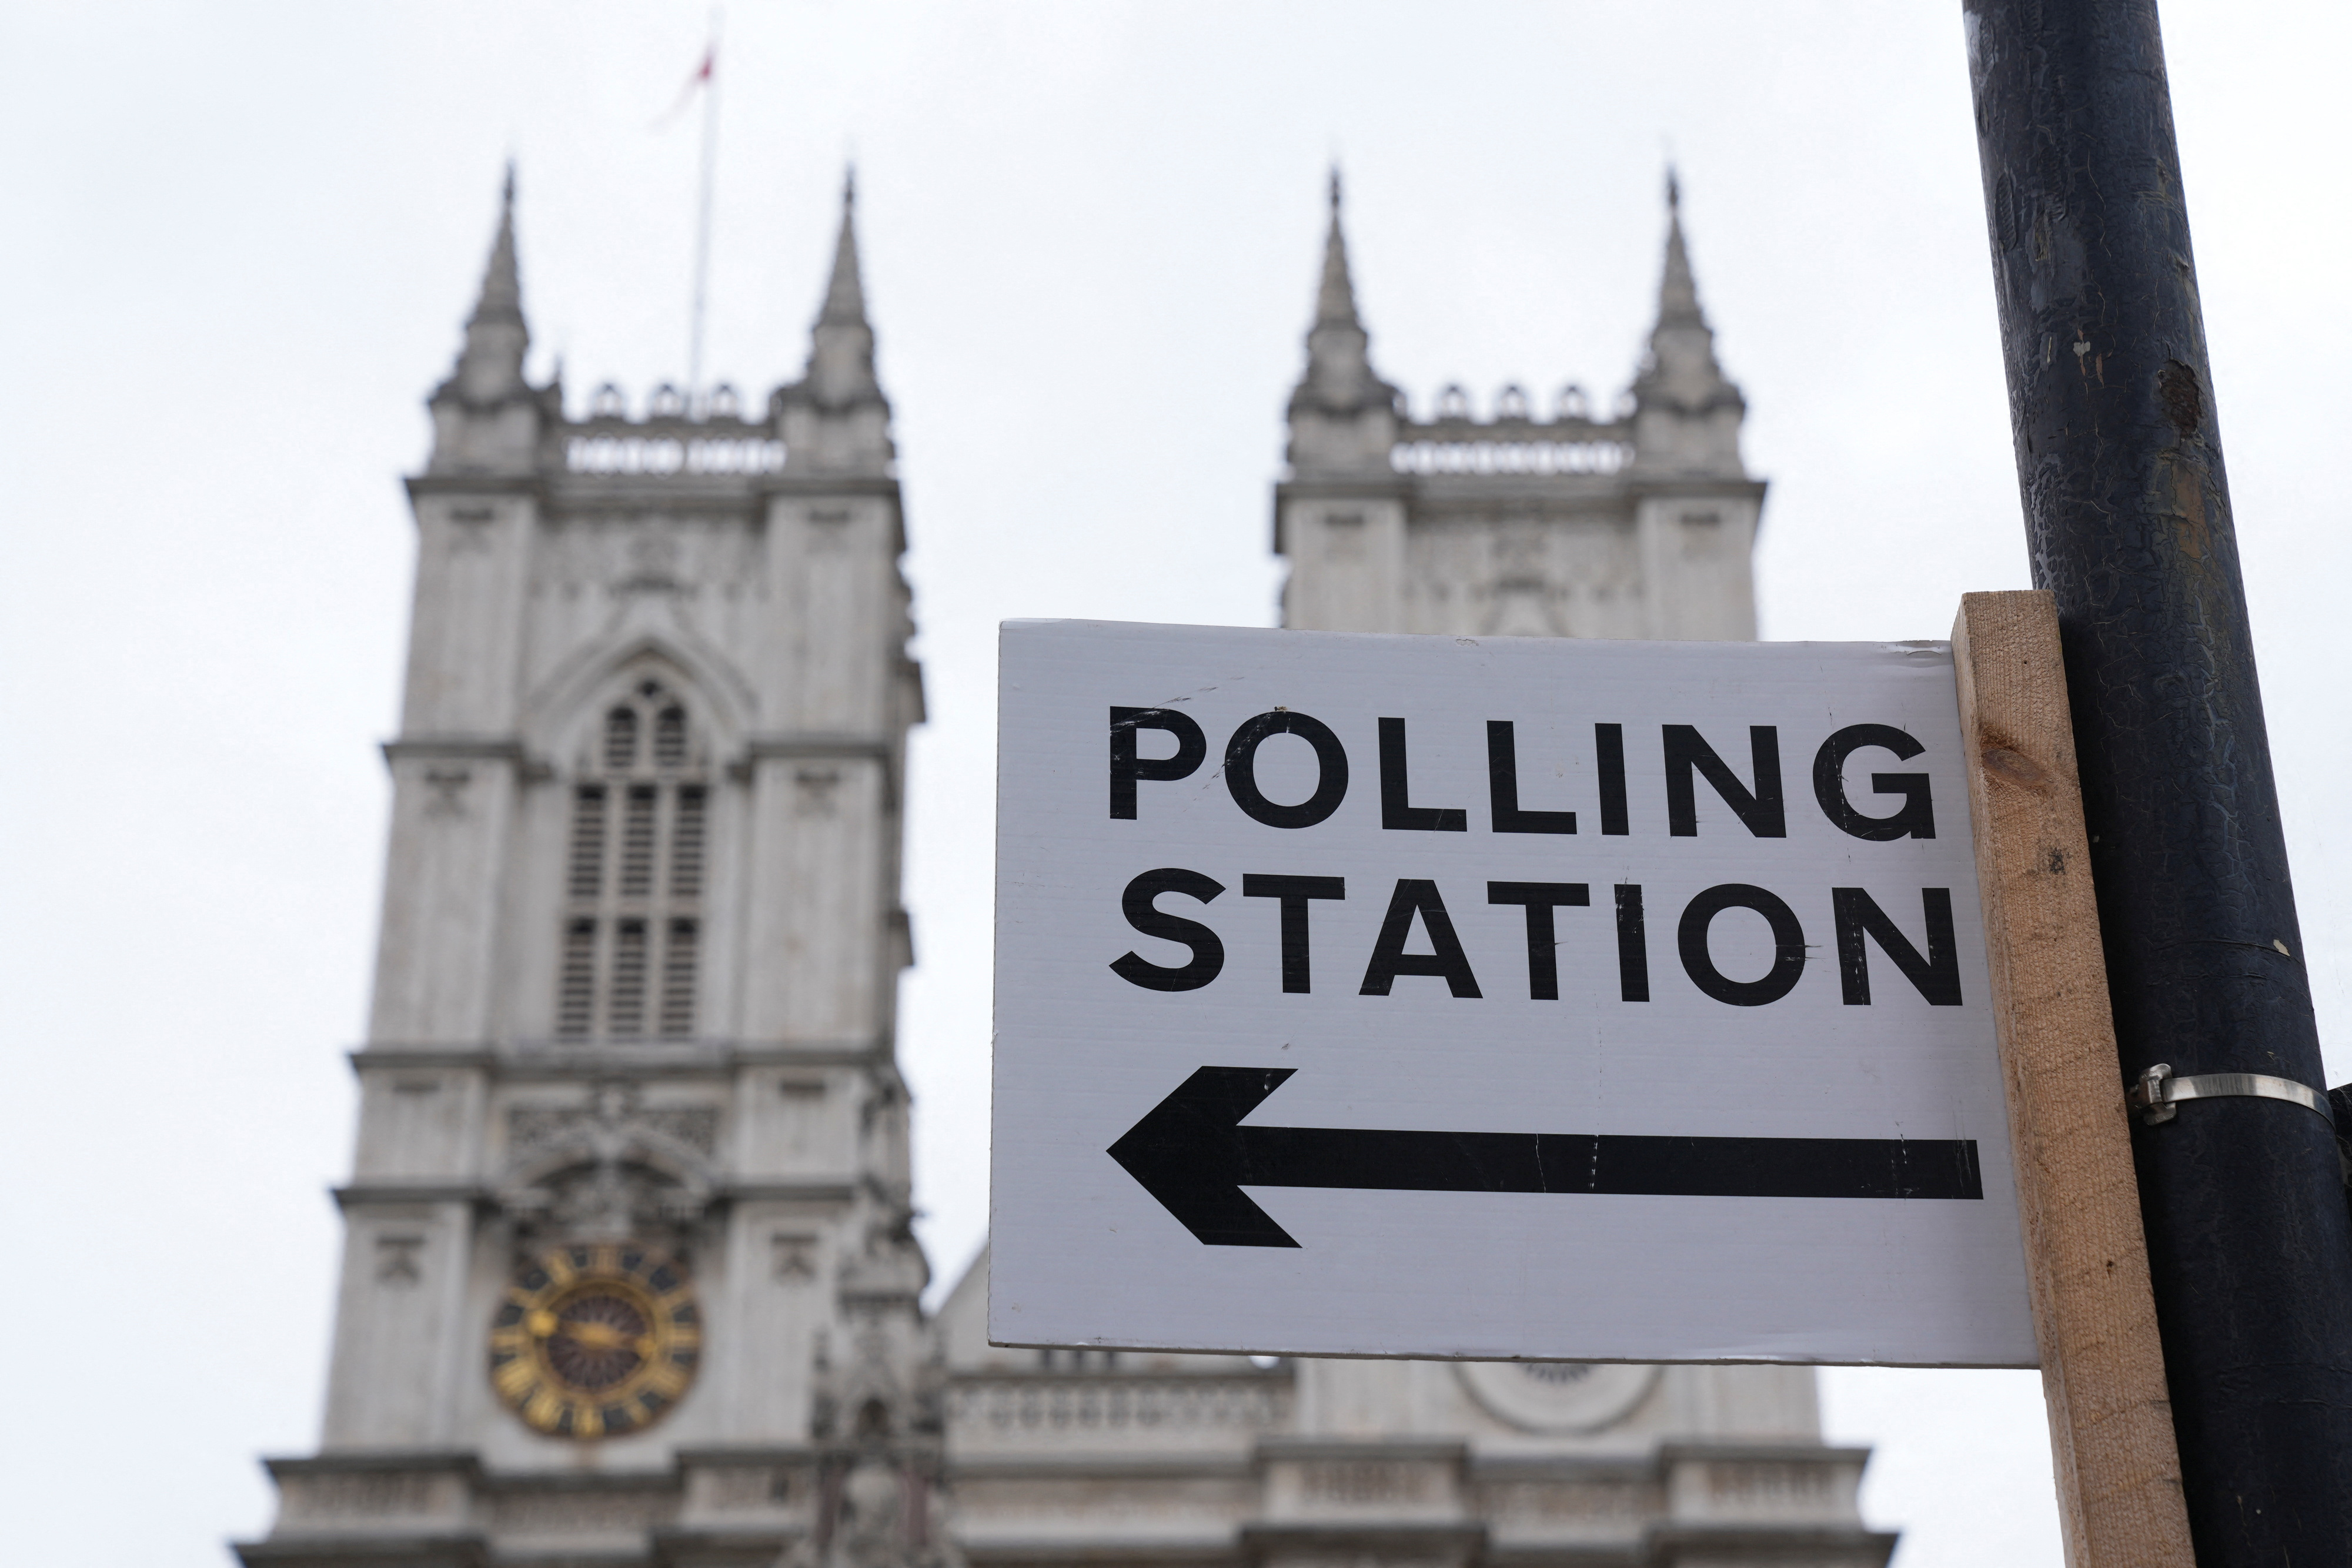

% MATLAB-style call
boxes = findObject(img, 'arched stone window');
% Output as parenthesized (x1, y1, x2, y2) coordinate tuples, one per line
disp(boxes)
(556, 678, 708, 1041)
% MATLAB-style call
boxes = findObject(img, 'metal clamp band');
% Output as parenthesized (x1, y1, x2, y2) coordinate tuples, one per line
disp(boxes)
(2129, 1062, 2335, 1128)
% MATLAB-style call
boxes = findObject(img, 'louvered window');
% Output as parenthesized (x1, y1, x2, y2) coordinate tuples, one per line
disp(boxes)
(566, 787, 607, 900)
(555, 681, 709, 1041)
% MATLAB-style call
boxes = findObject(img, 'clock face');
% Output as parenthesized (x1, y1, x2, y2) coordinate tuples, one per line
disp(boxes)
(489, 1243, 700, 1439)
(1455, 1359, 1660, 1433)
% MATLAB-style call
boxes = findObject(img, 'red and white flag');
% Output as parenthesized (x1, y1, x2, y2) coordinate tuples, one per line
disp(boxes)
(652, 42, 716, 129)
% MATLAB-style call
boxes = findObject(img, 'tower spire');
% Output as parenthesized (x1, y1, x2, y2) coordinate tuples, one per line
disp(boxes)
(774, 167, 893, 475)
(453, 163, 529, 402)
(1292, 166, 1391, 417)
(1652, 164, 1706, 333)
(1285, 168, 1399, 478)
(803, 167, 880, 405)
(1631, 168, 1746, 475)
(426, 165, 543, 477)
(1314, 164, 1364, 332)
(1635, 166, 1733, 403)
(821, 168, 867, 323)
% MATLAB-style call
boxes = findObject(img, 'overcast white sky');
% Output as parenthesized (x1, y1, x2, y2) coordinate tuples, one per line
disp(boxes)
(3, 4, 2344, 1564)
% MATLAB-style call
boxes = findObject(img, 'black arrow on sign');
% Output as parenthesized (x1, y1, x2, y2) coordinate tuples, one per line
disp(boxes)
(1105, 1066, 1986, 1248)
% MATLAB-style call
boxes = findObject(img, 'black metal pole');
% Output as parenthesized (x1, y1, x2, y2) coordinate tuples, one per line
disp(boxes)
(1962, 2, 2352, 1559)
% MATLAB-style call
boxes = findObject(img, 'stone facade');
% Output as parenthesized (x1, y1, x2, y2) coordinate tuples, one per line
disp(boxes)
(242, 173, 941, 1568)
(934, 1251, 1886, 1568)
(243, 170, 1891, 1568)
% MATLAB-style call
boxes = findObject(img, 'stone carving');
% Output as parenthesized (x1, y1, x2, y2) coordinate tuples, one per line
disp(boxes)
(1481, 1480, 1650, 1522)
(1303, 1461, 1426, 1506)
(701, 1465, 795, 1510)
(774, 1232, 820, 1281)
(950, 1376, 1289, 1438)
(831, 1460, 911, 1568)
(374, 1234, 425, 1286)
(811, 1300, 938, 1442)
(838, 1200, 927, 1300)
(783, 1315, 961, 1568)
(288, 1472, 444, 1519)
(489, 1487, 676, 1533)
(509, 1081, 720, 1159)
(422, 768, 471, 818)
(499, 1081, 720, 1248)
(795, 768, 842, 816)
(1707, 1462, 1832, 1505)
(540, 1162, 676, 1239)
(780, 1455, 956, 1568)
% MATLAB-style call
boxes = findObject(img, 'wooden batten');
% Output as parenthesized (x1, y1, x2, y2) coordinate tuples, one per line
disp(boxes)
(1952, 590, 2191, 1567)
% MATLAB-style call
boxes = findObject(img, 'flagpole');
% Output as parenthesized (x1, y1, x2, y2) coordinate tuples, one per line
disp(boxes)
(686, 9, 721, 414)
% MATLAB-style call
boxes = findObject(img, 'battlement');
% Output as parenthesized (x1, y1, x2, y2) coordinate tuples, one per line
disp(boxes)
(542, 380, 908, 480)
(1391, 383, 1634, 479)
(1382, 384, 1692, 479)
(432, 167, 889, 486)
(562, 383, 788, 477)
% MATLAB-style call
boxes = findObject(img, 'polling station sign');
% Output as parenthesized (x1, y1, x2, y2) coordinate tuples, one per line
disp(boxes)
(991, 621, 2036, 1367)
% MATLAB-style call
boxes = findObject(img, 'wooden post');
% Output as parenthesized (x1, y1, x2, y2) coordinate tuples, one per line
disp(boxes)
(1952, 590, 2191, 1567)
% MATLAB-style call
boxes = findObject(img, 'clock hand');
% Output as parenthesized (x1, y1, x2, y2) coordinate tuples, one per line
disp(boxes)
(558, 1319, 627, 1350)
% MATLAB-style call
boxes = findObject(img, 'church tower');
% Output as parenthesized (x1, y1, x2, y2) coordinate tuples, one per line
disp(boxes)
(1279, 172, 1762, 640)
(241, 172, 947, 1568)
(922, 176, 1891, 1568)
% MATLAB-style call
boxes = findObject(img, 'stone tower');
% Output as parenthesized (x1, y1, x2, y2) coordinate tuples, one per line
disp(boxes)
(1279, 172, 1762, 641)
(926, 176, 1892, 1568)
(240, 172, 945, 1568)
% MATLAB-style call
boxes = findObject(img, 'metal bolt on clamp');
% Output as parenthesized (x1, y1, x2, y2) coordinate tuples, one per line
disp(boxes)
(2129, 1062, 2336, 1129)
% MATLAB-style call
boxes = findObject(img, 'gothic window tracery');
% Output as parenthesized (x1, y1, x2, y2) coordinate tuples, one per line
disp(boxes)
(557, 680, 708, 1041)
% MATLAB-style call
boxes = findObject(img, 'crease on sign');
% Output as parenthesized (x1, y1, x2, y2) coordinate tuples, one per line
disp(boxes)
(1115, 684, 1235, 809)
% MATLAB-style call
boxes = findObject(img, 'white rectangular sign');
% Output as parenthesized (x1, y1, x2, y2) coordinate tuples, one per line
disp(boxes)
(991, 621, 2036, 1367)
